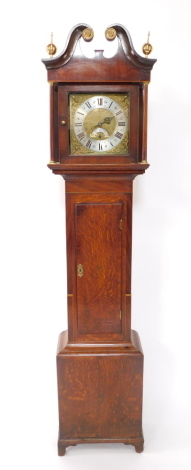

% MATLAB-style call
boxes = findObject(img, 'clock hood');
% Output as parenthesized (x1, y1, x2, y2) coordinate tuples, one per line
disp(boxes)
(42, 23, 157, 83)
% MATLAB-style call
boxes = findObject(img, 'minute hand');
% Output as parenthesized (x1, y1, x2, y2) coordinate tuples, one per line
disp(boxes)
(94, 116, 114, 128)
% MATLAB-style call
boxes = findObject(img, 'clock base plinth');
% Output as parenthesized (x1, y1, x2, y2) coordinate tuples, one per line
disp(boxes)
(58, 435, 144, 456)
(57, 330, 144, 455)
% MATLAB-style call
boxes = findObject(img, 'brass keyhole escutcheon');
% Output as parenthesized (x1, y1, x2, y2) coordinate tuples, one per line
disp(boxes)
(77, 264, 83, 277)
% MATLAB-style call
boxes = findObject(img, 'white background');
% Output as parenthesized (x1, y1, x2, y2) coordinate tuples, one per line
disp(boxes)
(1, 1, 191, 469)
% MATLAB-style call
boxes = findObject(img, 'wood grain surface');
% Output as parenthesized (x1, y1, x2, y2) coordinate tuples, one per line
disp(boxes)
(42, 24, 156, 455)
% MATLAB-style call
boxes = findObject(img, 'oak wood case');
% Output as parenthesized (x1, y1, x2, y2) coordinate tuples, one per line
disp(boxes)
(42, 23, 156, 455)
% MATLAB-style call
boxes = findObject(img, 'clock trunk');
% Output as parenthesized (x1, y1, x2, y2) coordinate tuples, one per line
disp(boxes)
(66, 182, 132, 344)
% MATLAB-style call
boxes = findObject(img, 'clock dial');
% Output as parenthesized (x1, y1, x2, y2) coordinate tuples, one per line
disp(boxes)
(69, 94, 129, 156)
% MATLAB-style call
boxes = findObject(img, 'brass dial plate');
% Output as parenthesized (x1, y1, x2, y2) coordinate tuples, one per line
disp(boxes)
(69, 93, 130, 156)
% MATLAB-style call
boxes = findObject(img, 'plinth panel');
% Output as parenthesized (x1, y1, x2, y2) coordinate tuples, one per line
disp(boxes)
(57, 342, 143, 442)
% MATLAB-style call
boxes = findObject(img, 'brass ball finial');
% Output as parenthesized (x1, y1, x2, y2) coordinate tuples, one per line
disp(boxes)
(142, 32, 153, 57)
(105, 27, 117, 41)
(82, 28, 94, 42)
(46, 32, 57, 58)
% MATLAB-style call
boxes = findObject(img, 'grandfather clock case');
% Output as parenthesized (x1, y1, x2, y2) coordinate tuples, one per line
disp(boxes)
(42, 24, 156, 455)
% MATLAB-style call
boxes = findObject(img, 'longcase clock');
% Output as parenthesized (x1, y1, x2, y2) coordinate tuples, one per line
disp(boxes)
(42, 24, 156, 455)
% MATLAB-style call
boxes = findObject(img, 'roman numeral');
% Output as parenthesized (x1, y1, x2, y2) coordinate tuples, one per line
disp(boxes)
(115, 132, 123, 139)
(99, 143, 103, 151)
(85, 101, 91, 109)
(110, 142, 114, 147)
(115, 110, 122, 116)
(77, 111, 84, 115)
(77, 132, 85, 140)
(118, 122, 125, 126)
(109, 101, 113, 108)
(86, 140, 92, 148)
(97, 98, 103, 106)
(75, 123, 82, 126)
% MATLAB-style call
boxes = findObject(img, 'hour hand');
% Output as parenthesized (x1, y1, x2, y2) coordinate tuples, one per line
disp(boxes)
(103, 116, 114, 124)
